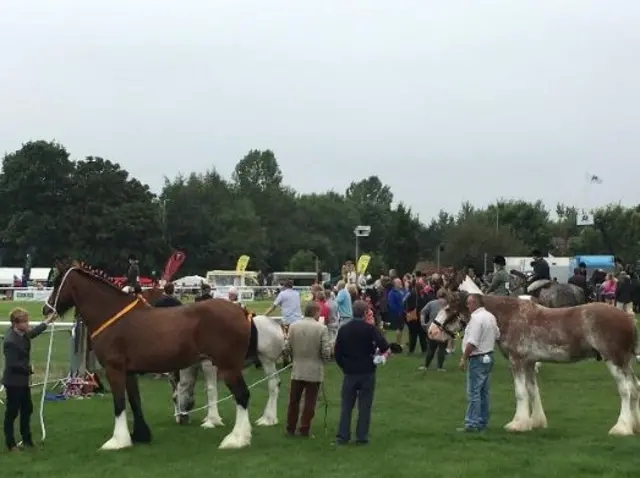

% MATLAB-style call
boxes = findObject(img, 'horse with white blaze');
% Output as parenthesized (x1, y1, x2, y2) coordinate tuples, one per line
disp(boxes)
(428, 276, 640, 436)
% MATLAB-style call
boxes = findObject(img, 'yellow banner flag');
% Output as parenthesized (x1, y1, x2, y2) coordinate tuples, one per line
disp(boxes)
(357, 254, 371, 274)
(235, 255, 250, 273)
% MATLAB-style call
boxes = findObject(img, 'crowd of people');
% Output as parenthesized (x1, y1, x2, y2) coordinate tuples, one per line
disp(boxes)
(567, 257, 640, 314)
(5, 254, 637, 451)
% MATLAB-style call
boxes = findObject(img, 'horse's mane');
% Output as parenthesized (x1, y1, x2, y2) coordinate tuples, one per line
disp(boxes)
(66, 261, 127, 294)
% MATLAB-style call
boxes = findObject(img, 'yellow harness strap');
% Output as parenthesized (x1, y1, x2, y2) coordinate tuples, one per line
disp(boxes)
(90, 299, 140, 340)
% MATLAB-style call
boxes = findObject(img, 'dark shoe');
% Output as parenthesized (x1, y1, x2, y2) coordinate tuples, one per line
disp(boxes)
(355, 440, 369, 445)
(456, 427, 480, 433)
(21, 441, 35, 449)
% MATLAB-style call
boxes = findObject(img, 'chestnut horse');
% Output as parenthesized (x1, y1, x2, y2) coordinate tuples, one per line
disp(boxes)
(43, 263, 255, 450)
(429, 276, 640, 436)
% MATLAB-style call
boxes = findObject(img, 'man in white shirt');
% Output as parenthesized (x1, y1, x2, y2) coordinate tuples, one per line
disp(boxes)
(458, 294, 500, 432)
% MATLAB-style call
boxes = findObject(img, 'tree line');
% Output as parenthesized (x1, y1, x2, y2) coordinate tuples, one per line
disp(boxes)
(0, 140, 637, 277)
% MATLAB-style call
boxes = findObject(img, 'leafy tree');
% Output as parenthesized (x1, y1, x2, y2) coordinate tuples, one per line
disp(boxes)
(0, 140, 75, 264)
(3, 139, 640, 279)
(287, 249, 318, 271)
(69, 156, 167, 271)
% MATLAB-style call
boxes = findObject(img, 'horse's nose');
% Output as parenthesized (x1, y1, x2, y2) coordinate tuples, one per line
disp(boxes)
(42, 303, 54, 316)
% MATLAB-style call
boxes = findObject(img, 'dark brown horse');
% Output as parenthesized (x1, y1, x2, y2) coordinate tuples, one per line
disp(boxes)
(43, 262, 255, 450)
(428, 276, 640, 436)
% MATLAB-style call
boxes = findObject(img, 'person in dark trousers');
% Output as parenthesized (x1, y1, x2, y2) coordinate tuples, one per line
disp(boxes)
(404, 281, 427, 355)
(3, 308, 56, 451)
(334, 300, 390, 445)
(153, 282, 183, 308)
(418, 289, 449, 371)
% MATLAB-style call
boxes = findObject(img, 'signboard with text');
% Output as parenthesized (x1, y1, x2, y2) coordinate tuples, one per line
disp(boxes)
(13, 289, 51, 302)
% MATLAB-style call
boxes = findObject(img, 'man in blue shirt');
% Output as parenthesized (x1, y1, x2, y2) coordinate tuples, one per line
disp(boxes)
(264, 280, 302, 326)
(386, 278, 407, 349)
(335, 280, 353, 329)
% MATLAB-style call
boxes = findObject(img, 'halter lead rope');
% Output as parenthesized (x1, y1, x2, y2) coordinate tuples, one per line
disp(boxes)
(40, 266, 78, 442)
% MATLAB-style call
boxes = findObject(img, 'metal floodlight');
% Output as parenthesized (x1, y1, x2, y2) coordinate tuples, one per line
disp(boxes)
(354, 225, 371, 237)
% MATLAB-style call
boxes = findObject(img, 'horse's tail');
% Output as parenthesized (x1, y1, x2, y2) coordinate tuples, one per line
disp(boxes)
(245, 318, 259, 363)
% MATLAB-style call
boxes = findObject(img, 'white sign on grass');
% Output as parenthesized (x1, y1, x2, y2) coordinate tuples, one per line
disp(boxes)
(13, 289, 51, 302)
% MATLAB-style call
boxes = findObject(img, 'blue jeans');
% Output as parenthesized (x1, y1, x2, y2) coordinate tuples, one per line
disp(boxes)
(464, 353, 493, 430)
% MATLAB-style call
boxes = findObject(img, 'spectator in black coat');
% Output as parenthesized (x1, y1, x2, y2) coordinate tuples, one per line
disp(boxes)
(334, 300, 390, 446)
(568, 267, 590, 299)
(615, 273, 633, 315)
(153, 282, 182, 308)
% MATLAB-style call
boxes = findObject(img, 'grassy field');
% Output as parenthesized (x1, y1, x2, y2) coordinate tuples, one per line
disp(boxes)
(1, 301, 640, 477)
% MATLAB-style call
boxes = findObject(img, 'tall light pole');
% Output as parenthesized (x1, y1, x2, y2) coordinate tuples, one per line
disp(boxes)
(354, 225, 371, 284)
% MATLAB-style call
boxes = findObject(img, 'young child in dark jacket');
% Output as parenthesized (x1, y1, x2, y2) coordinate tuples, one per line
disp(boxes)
(2, 307, 56, 451)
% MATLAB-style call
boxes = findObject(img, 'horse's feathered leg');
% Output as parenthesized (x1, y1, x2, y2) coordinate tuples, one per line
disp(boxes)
(631, 374, 640, 434)
(255, 357, 280, 426)
(100, 365, 133, 450)
(606, 361, 635, 436)
(504, 359, 533, 432)
(201, 360, 224, 428)
(524, 362, 547, 429)
(218, 374, 252, 449)
(125, 373, 152, 443)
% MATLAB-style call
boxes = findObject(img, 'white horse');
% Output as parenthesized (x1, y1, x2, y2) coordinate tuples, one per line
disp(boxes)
(200, 315, 286, 428)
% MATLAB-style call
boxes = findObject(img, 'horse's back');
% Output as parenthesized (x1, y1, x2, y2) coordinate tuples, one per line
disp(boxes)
(539, 282, 584, 307)
(251, 315, 286, 359)
(110, 299, 250, 372)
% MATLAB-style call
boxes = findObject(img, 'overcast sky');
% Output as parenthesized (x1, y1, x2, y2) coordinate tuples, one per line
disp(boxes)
(1, 0, 639, 222)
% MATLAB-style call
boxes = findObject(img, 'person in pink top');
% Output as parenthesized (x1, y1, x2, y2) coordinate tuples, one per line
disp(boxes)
(602, 273, 617, 305)
(315, 291, 330, 324)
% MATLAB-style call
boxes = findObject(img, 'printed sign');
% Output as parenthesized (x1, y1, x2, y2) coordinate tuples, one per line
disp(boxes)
(14, 289, 51, 302)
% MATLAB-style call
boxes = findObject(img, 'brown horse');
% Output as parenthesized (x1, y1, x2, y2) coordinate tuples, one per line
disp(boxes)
(42, 262, 255, 450)
(428, 276, 640, 436)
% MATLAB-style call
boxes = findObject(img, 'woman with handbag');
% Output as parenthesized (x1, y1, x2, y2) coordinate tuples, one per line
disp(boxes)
(404, 280, 427, 355)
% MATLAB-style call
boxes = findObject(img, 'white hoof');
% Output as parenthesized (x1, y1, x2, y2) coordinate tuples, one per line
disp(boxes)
(255, 415, 278, 426)
(535, 362, 542, 373)
(218, 432, 251, 449)
(609, 422, 634, 436)
(201, 416, 225, 429)
(504, 419, 533, 432)
(531, 416, 548, 429)
(100, 435, 133, 450)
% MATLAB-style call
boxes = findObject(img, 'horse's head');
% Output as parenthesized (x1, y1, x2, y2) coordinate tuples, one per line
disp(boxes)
(43, 259, 77, 317)
(427, 290, 473, 342)
(43, 260, 125, 317)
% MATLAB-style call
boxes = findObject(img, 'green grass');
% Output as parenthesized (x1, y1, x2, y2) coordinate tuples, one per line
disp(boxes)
(1, 301, 640, 477)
